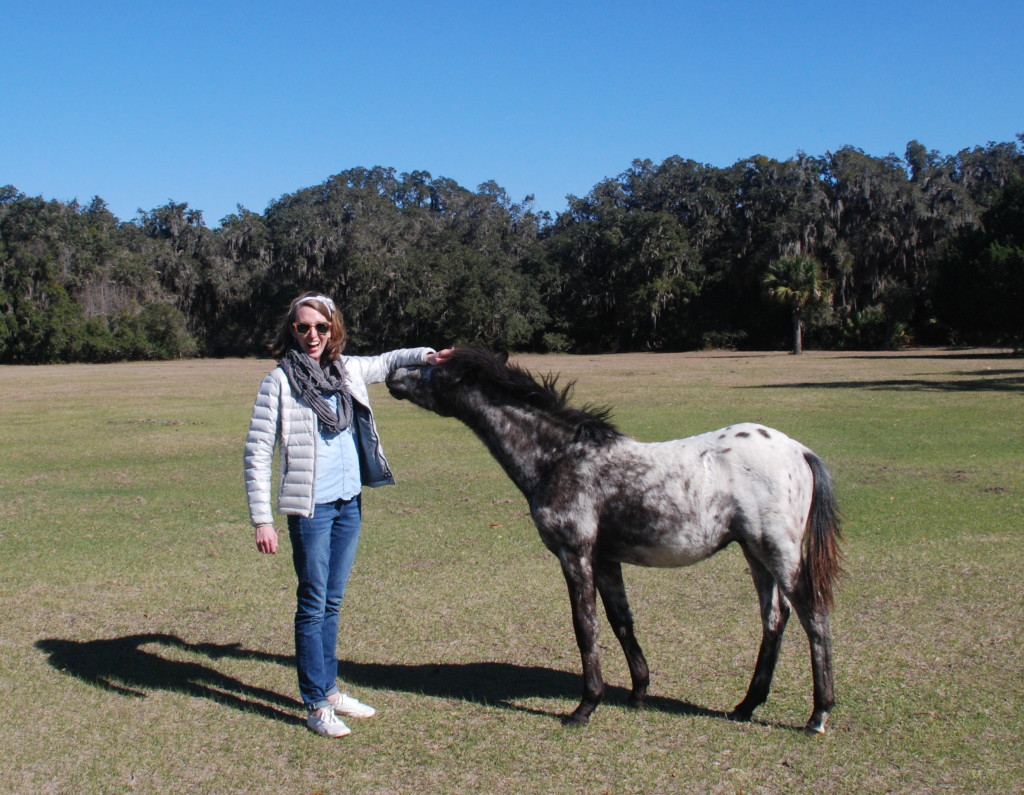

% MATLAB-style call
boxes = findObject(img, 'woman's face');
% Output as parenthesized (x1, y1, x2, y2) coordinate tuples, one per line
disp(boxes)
(291, 305, 332, 361)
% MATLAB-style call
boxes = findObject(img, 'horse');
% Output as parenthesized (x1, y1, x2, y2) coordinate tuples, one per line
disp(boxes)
(386, 346, 843, 734)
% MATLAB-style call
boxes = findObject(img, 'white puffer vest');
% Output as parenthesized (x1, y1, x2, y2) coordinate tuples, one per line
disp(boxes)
(244, 347, 434, 526)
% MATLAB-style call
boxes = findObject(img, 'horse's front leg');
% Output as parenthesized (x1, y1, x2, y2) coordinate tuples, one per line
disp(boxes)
(595, 559, 649, 708)
(556, 547, 604, 725)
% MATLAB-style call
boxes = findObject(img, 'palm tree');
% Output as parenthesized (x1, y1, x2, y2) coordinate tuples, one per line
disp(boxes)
(763, 255, 832, 354)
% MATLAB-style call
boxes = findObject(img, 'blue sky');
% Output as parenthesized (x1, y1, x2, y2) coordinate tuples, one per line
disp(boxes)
(4, 1, 1022, 227)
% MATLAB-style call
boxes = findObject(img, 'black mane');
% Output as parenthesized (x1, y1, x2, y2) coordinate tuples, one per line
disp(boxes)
(445, 346, 622, 444)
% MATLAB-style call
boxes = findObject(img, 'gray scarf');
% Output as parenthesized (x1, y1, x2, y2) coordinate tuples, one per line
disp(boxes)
(279, 348, 353, 434)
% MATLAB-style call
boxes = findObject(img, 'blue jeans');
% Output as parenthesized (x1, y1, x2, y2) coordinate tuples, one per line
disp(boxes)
(288, 496, 362, 711)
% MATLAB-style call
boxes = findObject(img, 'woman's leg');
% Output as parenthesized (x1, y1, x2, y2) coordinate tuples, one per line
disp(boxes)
(289, 503, 337, 711)
(320, 496, 362, 700)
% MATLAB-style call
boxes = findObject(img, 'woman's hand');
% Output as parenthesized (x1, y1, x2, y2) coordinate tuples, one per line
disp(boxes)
(426, 348, 454, 365)
(255, 524, 279, 554)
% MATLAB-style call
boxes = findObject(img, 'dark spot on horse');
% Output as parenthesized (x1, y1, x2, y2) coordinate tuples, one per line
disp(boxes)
(736, 431, 751, 438)
(728, 507, 748, 535)
(721, 447, 732, 454)
(718, 434, 727, 440)
(758, 428, 771, 438)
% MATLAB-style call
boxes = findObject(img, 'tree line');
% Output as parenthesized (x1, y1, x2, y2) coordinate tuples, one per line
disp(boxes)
(2, 137, 1022, 364)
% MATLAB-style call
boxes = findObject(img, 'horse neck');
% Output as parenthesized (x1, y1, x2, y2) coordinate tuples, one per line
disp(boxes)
(457, 393, 574, 495)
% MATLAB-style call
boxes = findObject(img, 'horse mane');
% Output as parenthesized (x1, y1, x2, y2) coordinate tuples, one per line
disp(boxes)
(445, 346, 623, 444)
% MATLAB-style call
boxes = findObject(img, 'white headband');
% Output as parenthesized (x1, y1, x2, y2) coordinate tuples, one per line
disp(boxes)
(294, 294, 336, 315)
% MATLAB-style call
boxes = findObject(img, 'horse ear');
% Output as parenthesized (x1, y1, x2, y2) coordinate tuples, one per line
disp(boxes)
(497, 351, 510, 365)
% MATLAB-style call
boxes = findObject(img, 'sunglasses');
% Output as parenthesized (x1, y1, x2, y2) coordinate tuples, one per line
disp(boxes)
(293, 322, 331, 335)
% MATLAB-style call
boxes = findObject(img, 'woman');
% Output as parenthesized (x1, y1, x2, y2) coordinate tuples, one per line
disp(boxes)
(244, 291, 450, 737)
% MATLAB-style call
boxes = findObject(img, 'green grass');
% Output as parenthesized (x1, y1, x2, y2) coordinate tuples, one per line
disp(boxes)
(1, 349, 1022, 793)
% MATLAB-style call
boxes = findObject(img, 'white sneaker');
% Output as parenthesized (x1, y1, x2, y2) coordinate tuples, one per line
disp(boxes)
(306, 707, 351, 737)
(329, 693, 377, 719)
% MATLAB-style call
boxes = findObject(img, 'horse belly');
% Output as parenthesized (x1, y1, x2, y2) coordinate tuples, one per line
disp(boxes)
(615, 540, 724, 568)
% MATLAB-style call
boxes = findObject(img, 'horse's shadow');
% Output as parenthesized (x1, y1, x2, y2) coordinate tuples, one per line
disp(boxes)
(35, 634, 728, 725)
(337, 658, 726, 722)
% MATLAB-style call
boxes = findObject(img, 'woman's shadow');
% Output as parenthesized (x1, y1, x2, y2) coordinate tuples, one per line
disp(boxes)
(35, 634, 305, 726)
(36, 633, 722, 725)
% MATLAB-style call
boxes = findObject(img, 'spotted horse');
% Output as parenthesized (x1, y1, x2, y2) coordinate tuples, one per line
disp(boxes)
(386, 346, 843, 734)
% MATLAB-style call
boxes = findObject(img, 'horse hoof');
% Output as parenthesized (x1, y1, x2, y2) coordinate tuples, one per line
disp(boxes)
(562, 710, 591, 727)
(627, 694, 646, 710)
(804, 710, 829, 734)
(727, 708, 753, 723)
(804, 719, 828, 735)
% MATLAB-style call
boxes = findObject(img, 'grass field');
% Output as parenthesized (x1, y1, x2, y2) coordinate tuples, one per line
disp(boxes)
(1, 348, 1021, 794)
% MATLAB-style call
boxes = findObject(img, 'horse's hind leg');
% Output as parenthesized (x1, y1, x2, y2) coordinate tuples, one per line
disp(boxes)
(595, 559, 650, 708)
(557, 548, 605, 725)
(730, 549, 791, 723)
(788, 585, 835, 734)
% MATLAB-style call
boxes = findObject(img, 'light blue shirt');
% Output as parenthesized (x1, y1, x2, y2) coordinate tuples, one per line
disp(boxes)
(314, 393, 361, 503)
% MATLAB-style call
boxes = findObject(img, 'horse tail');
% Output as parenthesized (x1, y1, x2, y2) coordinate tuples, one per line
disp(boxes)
(802, 452, 844, 612)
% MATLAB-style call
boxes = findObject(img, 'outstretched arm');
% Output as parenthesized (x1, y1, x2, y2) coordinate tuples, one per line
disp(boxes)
(426, 348, 455, 365)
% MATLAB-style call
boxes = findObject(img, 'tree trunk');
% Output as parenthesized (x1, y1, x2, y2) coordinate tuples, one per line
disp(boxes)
(791, 310, 803, 355)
